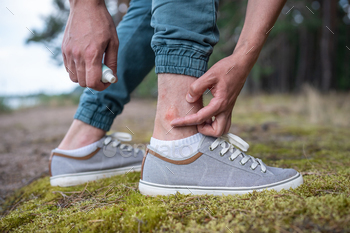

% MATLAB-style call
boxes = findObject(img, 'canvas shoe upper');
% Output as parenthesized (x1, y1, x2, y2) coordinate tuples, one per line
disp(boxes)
(50, 132, 144, 187)
(139, 133, 303, 196)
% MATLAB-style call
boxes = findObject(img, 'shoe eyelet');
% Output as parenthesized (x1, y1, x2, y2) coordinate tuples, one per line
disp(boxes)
(240, 161, 244, 165)
(250, 166, 256, 170)
(261, 169, 266, 173)
(220, 152, 224, 157)
(229, 157, 234, 161)
(209, 146, 214, 151)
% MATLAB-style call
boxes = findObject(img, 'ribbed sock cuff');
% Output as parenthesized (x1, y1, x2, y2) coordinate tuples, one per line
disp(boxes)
(151, 133, 202, 147)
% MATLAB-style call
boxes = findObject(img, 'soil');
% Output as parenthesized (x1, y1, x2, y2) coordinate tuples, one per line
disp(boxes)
(0, 99, 157, 201)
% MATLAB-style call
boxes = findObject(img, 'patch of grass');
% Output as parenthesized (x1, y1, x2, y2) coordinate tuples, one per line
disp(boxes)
(37, 92, 81, 107)
(1, 123, 350, 232)
(0, 97, 11, 114)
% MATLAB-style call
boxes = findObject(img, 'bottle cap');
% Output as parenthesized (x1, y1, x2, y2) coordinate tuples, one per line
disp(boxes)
(102, 72, 117, 83)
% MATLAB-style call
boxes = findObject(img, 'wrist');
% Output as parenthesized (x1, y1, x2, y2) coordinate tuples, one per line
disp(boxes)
(230, 39, 262, 67)
(69, 0, 105, 8)
(234, 39, 261, 57)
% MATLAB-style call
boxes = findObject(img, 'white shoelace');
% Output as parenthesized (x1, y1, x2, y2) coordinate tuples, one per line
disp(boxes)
(103, 132, 140, 153)
(209, 133, 267, 173)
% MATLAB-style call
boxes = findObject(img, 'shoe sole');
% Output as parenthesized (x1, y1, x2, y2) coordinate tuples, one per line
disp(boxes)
(50, 165, 141, 187)
(139, 172, 303, 196)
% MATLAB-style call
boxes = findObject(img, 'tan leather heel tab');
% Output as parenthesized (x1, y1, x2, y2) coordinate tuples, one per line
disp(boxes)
(140, 149, 149, 180)
(147, 149, 203, 165)
(49, 148, 100, 177)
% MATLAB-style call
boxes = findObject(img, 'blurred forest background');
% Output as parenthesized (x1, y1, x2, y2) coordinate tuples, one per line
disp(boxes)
(25, 0, 350, 95)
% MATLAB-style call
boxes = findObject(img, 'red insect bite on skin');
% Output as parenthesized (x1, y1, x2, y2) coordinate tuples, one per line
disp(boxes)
(165, 107, 178, 122)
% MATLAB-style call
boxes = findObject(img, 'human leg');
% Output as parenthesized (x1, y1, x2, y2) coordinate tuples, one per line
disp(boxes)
(140, 0, 303, 195)
(50, 0, 155, 186)
(151, 0, 220, 141)
(59, 0, 155, 150)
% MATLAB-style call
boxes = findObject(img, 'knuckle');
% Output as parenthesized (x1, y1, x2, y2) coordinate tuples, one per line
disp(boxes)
(111, 37, 119, 46)
(86, 78, 100, 89)
(218, 128, 225, 137)
(189, 83, 197, 93)
(78, 79, 86, 87)
(85, 46, 99, 61)
(85, 51, 95, 61)
(71, 47, 81, 59)
(86, 81, 95, 89)
(217, 99, 228, 110)
(63, 47, 73, 58)
(69, 76, 78, 83)
(207, 73, 217, 83)
(61, 44, 68, 53)
(196, 115, 205, 123)
(211, 100, 221, 112)
(75, 66, 85, 74)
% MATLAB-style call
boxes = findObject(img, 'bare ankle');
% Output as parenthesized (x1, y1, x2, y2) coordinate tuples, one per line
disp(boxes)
(152, 73, 202, 141)
(153, 106, 200, 140)
(58, 120, 106, 150)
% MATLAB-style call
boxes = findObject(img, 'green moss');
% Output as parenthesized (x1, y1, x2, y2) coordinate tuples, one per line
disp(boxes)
(2, 97, 350, 232)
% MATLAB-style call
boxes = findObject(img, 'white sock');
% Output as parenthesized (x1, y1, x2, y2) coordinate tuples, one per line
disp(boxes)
(150, 133, 203, 159)
(54, 140, 100, 156)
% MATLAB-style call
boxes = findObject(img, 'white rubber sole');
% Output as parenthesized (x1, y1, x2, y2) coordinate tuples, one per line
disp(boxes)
(139, 172, 303, 196)
(50, 165, 141, 187)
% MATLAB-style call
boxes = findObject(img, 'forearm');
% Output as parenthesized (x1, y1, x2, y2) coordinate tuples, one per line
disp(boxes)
(233, 0, 286, 61)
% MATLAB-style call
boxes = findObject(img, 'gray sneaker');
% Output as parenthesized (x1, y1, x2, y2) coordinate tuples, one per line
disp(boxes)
(139, 133, 303, 196)
(50, 132, 144, 187)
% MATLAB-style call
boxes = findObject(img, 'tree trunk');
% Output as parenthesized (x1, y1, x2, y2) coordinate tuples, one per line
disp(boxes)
(320, 0, 336, 92)
(296, 28, 308, 90)
(279, 34, 290, 92)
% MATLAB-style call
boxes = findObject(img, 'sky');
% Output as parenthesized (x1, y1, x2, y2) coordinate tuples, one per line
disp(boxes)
(0, 0, 77, 96)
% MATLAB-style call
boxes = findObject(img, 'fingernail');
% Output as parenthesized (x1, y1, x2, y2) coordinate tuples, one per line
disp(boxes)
(186, 93, 193, 102)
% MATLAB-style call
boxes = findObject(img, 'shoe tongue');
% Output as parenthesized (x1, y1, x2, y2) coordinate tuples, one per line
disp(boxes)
(98, 136, 109, 147)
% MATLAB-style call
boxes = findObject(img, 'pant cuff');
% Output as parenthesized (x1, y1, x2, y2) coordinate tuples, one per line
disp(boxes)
(74, 106, 115, 132)
(154, 46, 209, 78)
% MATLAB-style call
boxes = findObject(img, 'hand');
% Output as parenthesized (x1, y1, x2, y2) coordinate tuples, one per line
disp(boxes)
(62, 1, 118, 91)
(170, 52, 254, 137)
(170, 0, 286, 137)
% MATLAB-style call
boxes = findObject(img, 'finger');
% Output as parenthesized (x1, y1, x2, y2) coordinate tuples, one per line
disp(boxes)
(63, 53, 77, 83)
(68, 59, 78, 83)
(186, 73, 216, 103)
(86, 61, 109, 91)
(75, 60, 86, 87)
(62, 53, 68, 73)
(171, 100, 220, 127)
(224, 115, 231, 134)
(84, 47, 109, 91)
(198, 113, 226, 137)
(104, 36, 119, 82)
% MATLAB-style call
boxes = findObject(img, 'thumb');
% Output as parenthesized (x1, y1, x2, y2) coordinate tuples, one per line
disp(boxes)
(104, 39, 119, 81)
(186, 73, 215, 103)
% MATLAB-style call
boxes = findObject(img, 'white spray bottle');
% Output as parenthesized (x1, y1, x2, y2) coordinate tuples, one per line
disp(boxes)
(101, 64, 117, 83)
